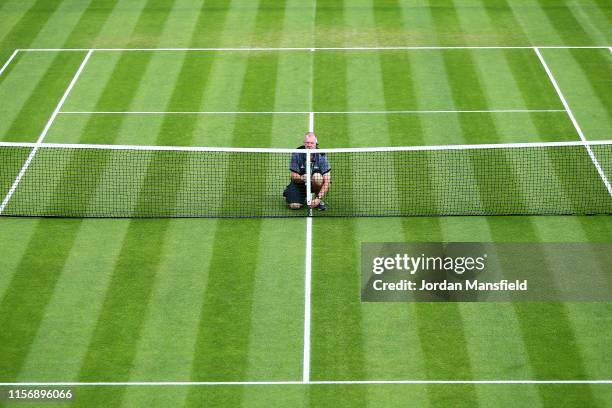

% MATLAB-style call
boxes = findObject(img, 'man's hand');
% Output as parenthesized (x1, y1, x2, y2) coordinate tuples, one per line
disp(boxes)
(309, 197, 321, 208)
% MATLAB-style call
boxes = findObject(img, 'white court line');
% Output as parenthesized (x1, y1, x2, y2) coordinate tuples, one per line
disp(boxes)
(0, 49, 19, 76)
(303, 216, 312, 383)
(534, 48, 612, 196)
(303, 112, 315, 382)
(58, 109, 566, 115)
(0, 50, 93, 215)
(16, 46, 612, 52)
(0, 380, 610, 386)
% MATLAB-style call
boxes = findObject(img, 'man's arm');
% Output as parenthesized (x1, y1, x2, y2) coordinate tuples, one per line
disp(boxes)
(291, 171, 306, 184)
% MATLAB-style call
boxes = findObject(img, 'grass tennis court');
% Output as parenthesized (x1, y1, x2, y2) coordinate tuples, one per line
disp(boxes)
(0, 1, 611, 407)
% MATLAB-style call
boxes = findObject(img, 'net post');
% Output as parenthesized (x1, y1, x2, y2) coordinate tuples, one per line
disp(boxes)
(305, 149, 312, 216)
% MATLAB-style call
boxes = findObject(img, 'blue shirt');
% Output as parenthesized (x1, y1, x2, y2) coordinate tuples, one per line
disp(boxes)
(289, 146, 331, 176)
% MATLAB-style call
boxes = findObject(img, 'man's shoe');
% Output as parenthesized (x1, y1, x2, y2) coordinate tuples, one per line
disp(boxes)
(316, 201, 327, 211)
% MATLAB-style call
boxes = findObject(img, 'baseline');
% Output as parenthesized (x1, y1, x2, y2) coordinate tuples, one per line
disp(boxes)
(0, 380, 610, 386)
(57, 109, 566, 115)
(16, 46, 612, 52)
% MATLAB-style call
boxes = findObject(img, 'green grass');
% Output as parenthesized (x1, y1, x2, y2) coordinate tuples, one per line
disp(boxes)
(0, 0, 611, 407)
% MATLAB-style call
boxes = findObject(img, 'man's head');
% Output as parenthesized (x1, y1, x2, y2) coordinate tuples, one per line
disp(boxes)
(303, 132, 317, 149)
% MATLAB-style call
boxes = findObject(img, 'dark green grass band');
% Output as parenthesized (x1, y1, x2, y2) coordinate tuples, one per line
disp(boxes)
(0, 143, 611, 217)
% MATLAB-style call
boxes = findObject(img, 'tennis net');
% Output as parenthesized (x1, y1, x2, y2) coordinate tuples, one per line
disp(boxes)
(0, 140, 611, 217)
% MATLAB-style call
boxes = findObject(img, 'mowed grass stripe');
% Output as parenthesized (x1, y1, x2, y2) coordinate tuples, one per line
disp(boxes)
(1, 0, 128, 141)
(102, 53, 209, 213)
(457, 304, 539, 408)
(374, 29, 474, 402)
(416, 7, 480, 405)
(32, 1, 175, 216)
(185, 218, 264, 373)
(242, 220, 306, 381)
(188, 2, 282, 398)
(476, 0, 530, 45)
(505, 49, 611, 210)
(61, 0, 121, 48)
(468, 49, 571, 142)
(576, 0, 612, 39)
(3, 2, 119, 136)
(567, 2, 610, 45)
(443, 49, 533, 214)
(0, 0, 63, 61)
(592, 0, 612, 25)
(343, 8, 423, 405)
(76, 61, 156, 143)
(400, 219, 480, 406)
(311, 7, 367, 404)
(70, 2, 178, 405)
(188, 0, 232, 47)
(536, 0, 599, 46)
(0, 0, 154, 386)
(410, 51, 468, 146)
(0, 219, 38, 302)
(309, 221, 367, 381)
(114, 2, 215, 407)
(86, 0, 148, 49)
(2, 52, 86, 142)
(498, 49, 611, 211)
(545, 48, 612, 141)
(486, 218, 598, 407)
(78, 0, 177, 115)
(23, 0, 90, 50)
(378, 50, 440, 213)
(0, 0, 37, 43)
(528, 217, 612, 381)
(72, 220, 170, 399)
(0, 0, 158, 384)
(567, 49, 612, 120)
(187, 9, 286, 408)
(243, 0, 308, 387)
(0, 53, 58, 139)
(0, 220, 82, 382)
(435, 218, 540, 406)
(15, 220, 130, 382)
(376, 9, 447, 398)
(501, 49, 576, 141)
(119, 220, 217, 408)
(463, 49, 599, 212)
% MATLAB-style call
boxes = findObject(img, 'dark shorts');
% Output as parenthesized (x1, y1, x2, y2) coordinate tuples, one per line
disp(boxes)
(283, 182, 306, 204)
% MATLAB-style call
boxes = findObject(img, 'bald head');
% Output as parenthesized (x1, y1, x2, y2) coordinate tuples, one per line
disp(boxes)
(304, 132, 317, 149)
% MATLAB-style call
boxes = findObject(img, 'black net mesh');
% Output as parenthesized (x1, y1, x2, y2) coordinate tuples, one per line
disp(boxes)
(0, 143, 610, 217)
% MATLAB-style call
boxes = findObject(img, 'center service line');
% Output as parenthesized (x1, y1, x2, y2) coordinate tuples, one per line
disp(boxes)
(302, 114, 315, 382)
(303, 216, 312, 383)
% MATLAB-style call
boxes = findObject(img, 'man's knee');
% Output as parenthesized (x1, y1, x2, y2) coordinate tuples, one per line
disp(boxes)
(289, 203, 303, 210)
(311, 173, 323, 189)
